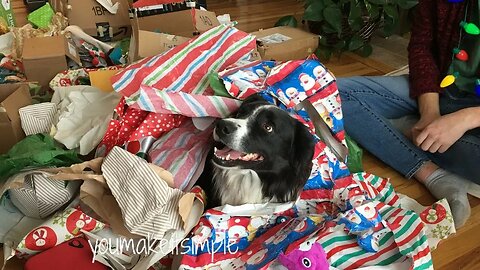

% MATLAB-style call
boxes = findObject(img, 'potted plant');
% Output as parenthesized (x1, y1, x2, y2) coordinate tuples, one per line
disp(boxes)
(276, 0, 418, 59)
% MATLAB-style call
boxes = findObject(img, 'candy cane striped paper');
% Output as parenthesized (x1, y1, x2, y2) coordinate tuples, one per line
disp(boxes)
(112, 24, 256, 103)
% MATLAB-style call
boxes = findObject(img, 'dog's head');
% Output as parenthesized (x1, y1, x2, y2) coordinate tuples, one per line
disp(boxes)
(212, 94, 315, 199)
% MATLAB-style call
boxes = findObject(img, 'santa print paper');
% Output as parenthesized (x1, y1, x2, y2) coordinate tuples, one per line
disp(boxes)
(15, 207, 105, 256)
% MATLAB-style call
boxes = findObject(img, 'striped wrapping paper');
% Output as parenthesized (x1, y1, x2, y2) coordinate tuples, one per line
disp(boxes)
(148, 120, 213, 191)
(18, 102, 57, 136)
(102, 146, 185, 239)
(112, 24, 257, 103)
(133, 85, 242, 118)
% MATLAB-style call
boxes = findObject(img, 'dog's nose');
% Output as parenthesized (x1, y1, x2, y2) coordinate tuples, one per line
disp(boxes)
(217, 120, 238, 136)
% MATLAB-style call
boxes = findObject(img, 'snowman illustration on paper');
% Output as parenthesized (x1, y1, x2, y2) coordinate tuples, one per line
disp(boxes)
(285, 87, 307, 105)
(313, 65, 336, 89)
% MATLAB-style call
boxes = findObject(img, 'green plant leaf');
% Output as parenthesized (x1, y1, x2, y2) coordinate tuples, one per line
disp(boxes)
(319, 35, 329, 46)
(366, 0, 387, 5)
(275, 15, 298, 27)
(303, 1, 325, 21)
(348, 0, 361, 26)
(304, 0, 316, 7)
(358, 43, 373, 57)
(322, 23, 338, 34)
(315, 46, 333, 60)
(397, 0, 418, 9)
(384, 5, 399, 21)
(348, 35, 364, 51)
(334, 40, 347, 49)
(323, 5, 343, 33)
(350, 17, 364, 31)
(364, 1, 380, 19)
(383, 16, 397, 36)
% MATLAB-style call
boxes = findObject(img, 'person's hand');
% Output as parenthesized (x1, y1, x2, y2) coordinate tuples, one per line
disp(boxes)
(414, 111, 470, 153)
(411, 112, 440, 141)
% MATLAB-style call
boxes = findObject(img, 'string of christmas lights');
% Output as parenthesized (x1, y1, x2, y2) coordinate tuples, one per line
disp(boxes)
(441, 0, 480, 97)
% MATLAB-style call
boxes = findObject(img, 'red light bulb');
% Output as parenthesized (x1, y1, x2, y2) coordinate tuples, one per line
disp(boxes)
(453, 48, 469, 61)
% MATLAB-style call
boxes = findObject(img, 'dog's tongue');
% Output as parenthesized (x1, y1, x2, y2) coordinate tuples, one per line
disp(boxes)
(216, 147, 244, 159)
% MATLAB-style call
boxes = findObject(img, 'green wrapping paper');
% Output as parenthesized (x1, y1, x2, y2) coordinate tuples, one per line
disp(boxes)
(346, 134, 364, 173)
(0, 134, 82, 180)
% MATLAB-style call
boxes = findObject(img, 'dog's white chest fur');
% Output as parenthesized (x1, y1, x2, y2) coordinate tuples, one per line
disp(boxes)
(213, 166, 266, 205)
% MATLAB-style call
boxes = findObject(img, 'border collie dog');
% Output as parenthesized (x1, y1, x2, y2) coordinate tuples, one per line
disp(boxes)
(197, 94, 315, 208)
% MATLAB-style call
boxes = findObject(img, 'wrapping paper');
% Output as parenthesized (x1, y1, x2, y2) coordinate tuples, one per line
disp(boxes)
(51, 85, 121, 155)
(0, 134, 81, 181)
(102, 147, 185, 239)
(19, 102, 57, 136)
(178, 59, 445, 270)
(219, 60, 276, 99)
(9, 171, 80, 219)
(112, 24, 256, 103)
(98, 24, 255, 166)
(49, 66, 122, 90)
(15, 207, 105, 256)
(398, 195, 455, 250)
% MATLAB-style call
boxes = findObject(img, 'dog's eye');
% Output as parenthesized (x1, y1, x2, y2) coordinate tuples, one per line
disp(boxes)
(263, 123, 273, 133)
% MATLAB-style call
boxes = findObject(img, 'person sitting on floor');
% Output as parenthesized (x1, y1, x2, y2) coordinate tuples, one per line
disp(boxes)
(337, 0, 480, 228)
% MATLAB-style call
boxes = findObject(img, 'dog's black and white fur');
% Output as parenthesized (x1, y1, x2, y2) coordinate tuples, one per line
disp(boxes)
(197, 94, 315, 208)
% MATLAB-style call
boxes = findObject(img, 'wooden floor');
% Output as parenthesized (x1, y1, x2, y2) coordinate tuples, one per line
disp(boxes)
(8, 0, 480, 269)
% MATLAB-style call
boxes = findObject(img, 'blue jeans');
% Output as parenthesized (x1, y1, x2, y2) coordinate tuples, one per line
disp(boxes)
(337, 75, 480, 183)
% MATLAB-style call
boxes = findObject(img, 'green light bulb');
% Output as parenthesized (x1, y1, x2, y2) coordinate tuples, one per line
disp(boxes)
(460, 21, 480, 35)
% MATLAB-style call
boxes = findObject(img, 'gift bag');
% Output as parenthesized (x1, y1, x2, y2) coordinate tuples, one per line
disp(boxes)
(24, 237, 108, 270)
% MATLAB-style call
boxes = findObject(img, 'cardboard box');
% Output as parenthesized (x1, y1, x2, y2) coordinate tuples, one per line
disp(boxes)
(0, 84, 32, 154)
(22, 35, 81, 88)
(128, 9, 218, 62)
(251, 26, 319, 61)
(129, 29, 190, 62)
(50, 0, 131, 42)
(134, 9, 220, 37)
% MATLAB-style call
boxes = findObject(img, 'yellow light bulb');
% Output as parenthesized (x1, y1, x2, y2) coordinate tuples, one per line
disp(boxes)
(440, 72, 459, 88)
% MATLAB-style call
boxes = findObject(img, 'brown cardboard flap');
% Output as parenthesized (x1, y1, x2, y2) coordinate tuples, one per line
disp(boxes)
(0, 83, 29, 103)
(0, 85, 31, 122)
(22, 36, 67, 59)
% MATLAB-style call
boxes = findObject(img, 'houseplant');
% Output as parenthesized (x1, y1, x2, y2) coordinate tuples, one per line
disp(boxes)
(276, 0, 418, 59)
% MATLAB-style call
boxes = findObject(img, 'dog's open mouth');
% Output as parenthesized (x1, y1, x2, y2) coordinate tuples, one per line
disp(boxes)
(213, 143, 264, 166)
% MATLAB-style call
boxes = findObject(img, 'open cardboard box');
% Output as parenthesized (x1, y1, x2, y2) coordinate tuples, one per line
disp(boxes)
(22, 35, 81, 88)
(50, 0, 131, 42)
(129, 8, 220, 63)
(0, 84, 32, 155)
(251, 26, 319, 61)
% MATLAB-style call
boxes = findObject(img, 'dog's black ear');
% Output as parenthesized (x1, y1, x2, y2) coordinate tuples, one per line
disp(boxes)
(290, 121, 315, 184)
(241, 93, 268, 106)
